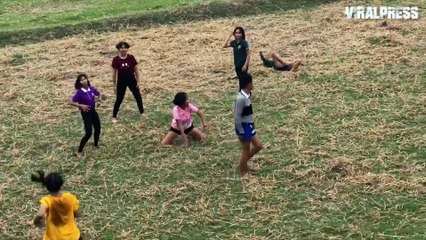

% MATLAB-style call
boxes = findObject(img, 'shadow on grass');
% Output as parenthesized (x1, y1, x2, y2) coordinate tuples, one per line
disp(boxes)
(0, 0, 340, 47)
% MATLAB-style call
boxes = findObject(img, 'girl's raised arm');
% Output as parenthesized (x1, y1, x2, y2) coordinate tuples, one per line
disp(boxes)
(223, 33, 234, 48)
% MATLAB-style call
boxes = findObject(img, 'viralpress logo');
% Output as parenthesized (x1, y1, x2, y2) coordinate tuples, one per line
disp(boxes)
(345, 6, 419, 20)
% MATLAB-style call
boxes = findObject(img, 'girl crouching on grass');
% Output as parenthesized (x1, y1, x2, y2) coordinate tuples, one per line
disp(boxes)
(161, 92, 207, 146)
(31, 170, 81, 240)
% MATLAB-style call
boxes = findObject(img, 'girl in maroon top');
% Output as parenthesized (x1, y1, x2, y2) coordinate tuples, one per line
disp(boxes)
(111, 41, 144, 122)
(69, 74, 101, 156)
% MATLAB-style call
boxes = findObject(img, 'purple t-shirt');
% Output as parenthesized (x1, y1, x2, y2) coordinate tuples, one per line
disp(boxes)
(72, 86, 100, 111)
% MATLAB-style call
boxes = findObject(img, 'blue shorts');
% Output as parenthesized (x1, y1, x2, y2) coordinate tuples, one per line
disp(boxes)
(235, 122, 256, 141)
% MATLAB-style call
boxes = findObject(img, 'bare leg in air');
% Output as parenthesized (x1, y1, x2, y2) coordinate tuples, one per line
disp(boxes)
(261, 51, 302, 73)
(271, 53, 302, 72)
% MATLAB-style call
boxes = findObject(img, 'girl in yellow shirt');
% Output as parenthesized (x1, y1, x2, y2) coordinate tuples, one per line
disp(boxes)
(31, 170, 81, 240)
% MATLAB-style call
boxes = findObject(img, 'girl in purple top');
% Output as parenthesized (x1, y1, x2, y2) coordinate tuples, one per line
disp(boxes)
(161, 92, 207, 146)
(69, 74, 101, 156)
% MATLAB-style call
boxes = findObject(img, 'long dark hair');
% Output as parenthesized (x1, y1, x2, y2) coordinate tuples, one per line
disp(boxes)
(31, 170, 64, 193)
(74, 74, 91, 90)
(233, 26, 246, 40)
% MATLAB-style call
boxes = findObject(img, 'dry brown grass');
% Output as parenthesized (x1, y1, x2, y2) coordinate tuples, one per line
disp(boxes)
(1, 0, 425, 239)
(1, 2, 424, 98)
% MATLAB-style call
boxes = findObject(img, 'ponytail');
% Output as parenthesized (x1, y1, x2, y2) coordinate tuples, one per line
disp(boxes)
(31, 170, 45, 183)
(31, 170, 64, 193)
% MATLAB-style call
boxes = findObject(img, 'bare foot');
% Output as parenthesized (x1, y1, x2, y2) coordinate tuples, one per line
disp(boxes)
(160, 144, 173, 148)
(240, 164, 249, 176)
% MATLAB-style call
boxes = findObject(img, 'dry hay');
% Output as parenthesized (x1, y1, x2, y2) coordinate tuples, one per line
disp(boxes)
(1, 10, 423, 124)
(1, 0, 425, 239)
(288, 156, 425, 195)
(0, 2, 423, 114)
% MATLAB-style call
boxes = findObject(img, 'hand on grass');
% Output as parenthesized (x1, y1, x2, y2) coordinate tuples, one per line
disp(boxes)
(182, 136, 189, 147)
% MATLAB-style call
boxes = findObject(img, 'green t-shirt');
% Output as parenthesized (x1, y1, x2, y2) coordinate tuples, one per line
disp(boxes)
(230, 40, 250, 67)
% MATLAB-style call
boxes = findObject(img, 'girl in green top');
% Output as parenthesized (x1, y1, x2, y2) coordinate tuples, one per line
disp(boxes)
(223, 27, 251, 89)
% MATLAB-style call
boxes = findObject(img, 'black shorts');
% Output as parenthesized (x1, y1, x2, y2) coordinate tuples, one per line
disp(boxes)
(170, 124, 194, 135)
(274, 64, 292, 71)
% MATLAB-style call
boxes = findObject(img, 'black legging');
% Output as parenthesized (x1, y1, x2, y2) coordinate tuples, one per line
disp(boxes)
(78, 110, 101, 152)
(112, 77, 144, 118)
(235, 65, 249, 90)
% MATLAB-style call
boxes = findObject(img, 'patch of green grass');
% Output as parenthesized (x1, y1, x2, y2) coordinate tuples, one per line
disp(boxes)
(0, 0, 202, 33)
(367, 36, 402, 47)
(9, 54, 30, 66)
(0, 0, 340, 47)
(1, 0, 425, 238)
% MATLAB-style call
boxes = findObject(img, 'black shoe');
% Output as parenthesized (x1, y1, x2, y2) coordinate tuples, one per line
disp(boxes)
(259, 51, 266, 60)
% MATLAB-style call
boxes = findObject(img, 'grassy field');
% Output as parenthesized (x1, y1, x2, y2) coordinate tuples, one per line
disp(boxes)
(0, 0, 202, 33)
(0, 0, 339, 47)
(1, 0, 425, 239)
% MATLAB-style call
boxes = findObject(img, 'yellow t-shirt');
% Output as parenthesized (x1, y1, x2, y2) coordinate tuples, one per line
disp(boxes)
(40, 192, 80, 240)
